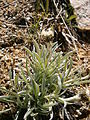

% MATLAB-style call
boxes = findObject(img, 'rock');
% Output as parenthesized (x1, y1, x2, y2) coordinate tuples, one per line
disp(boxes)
(41, 28, 54, 37)
(0, 53, 3, 59)
(70, 0, 90, 30)
(70, 0, 90, 42)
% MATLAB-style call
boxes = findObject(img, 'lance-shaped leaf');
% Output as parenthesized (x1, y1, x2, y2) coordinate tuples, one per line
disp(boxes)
(32, 79, 39, 98)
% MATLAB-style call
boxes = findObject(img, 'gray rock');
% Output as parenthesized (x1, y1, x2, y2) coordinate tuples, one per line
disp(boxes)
(70, 0, 90, 30)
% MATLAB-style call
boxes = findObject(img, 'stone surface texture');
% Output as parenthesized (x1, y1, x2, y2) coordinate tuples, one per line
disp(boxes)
(70, 0, 90, 30)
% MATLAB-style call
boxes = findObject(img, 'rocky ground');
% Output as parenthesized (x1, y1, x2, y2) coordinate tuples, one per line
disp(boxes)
(0, 0, 90, 120)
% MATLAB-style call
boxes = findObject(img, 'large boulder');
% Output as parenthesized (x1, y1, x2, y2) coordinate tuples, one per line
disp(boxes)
(70, 0, 90, 30)
(70, 0, 90, 42)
